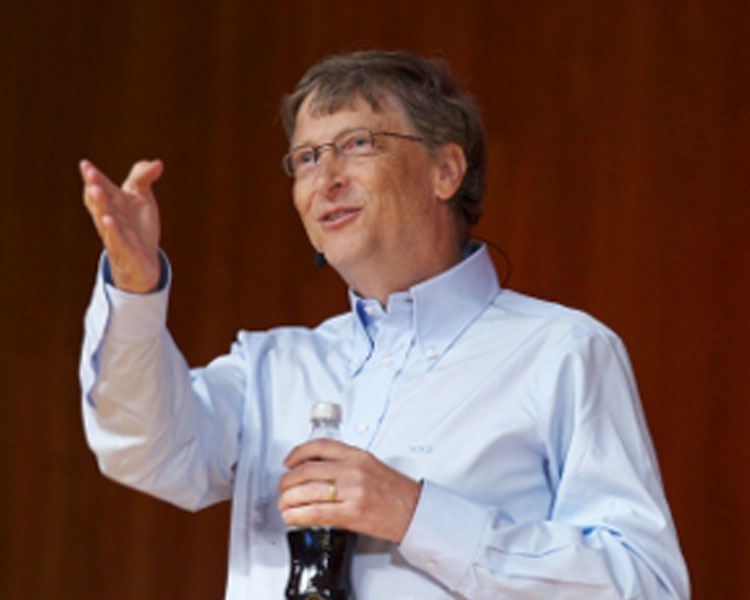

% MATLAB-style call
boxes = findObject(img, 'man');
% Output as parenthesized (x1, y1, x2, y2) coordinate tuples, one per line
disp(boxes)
(80, 50, 689, 598)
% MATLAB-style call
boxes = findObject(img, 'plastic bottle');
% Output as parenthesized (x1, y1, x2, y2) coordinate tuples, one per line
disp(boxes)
(285, 402, 357, 600)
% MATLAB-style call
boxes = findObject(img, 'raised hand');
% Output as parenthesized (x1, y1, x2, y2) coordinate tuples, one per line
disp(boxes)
(80, 159, 164, 293)
(278, 439, 421, 543)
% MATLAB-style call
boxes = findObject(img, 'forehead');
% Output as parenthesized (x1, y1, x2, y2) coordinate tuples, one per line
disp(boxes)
(291, 91, 411, 145)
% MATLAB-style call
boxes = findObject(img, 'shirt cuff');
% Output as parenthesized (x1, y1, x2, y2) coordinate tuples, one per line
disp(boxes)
(397, 479, 490, 592)
(101, 251, 171, 342)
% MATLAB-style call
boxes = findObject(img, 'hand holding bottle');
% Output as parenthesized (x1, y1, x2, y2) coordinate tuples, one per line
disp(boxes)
(278, 436, 422, 545)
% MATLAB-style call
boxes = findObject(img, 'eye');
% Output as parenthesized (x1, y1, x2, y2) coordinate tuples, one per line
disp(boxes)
(340, 131, 373, 155)
(293, 148, 316, 169)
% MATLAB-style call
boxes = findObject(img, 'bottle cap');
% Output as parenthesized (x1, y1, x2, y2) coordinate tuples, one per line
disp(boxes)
(311, 402, 341, 423)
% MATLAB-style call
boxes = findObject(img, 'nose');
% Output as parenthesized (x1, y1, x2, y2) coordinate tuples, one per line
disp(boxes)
(314, 142, 339, 165)
(312, 147, 347, 197)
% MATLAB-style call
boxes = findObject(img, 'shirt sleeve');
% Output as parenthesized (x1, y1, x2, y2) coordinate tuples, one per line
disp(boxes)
(79, 252, 247, 512)
(398, 329, 690, 599)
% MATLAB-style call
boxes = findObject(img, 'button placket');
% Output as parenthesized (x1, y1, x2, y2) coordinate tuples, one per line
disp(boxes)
(349, 302, 414, 448)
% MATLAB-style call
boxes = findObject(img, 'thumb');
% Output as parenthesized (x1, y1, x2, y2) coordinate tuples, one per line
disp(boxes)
(122, 159, 164, 194)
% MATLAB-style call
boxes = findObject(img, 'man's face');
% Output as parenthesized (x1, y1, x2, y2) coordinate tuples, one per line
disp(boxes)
(290, 92, 454, 292)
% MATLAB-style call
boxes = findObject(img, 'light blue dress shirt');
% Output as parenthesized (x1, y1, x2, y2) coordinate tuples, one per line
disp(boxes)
(80, 244, 689, 599)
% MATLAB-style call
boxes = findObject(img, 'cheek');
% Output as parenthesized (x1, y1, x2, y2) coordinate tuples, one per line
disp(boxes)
(292, 190, 319, 240)
(368, 161, 419, 199)
(292, 191, 315, 228)
(375, 170, 434, 220)
(291, 184, 307, 214)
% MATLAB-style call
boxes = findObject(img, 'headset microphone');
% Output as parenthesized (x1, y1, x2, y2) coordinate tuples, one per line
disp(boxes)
(313, 252, 327, 268)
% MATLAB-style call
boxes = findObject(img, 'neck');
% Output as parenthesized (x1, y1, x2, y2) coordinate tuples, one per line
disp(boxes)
(342, 244, 463, 306)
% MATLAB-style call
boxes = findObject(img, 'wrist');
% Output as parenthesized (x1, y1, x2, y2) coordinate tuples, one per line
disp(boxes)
(105, 252, 165, 294)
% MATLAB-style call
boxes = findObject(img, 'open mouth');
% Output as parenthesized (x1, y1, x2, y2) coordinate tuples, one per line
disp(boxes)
(320, 207, 361, 224)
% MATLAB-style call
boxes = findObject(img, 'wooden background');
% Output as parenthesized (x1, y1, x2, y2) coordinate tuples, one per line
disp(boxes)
(1, 1, 748, 598)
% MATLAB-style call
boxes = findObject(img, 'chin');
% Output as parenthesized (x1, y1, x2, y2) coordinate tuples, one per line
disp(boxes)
(320, 239, 357, 263)
(320, 246, 366, 277)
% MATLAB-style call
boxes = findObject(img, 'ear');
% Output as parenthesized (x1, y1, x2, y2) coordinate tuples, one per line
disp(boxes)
(432, 143, 467, 202)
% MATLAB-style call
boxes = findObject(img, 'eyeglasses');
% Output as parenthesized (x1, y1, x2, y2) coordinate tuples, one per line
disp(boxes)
(281, 127, 424, 178)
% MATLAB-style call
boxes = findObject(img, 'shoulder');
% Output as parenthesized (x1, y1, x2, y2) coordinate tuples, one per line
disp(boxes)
(489, 291, 641, 439)
(473, 288, 631, 380)
(490, 288, 620, 345)
(490, 291, 639, 412)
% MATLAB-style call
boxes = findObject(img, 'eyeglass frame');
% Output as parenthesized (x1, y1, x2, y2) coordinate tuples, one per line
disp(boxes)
(281, 127, 425, 178)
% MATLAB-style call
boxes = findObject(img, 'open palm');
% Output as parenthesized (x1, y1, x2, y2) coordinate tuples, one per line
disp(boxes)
(80, 159, 163, 293)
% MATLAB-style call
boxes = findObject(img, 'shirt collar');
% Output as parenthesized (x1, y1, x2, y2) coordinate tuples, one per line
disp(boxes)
(346, 243, 500, 374)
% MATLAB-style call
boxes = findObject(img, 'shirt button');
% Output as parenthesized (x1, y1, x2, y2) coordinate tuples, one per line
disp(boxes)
(364, 305, 375, 315)
(426, 560, 437, 569)
(381, 355, 393, 366)
(426, 347, 437, 359)
(357, 423, 369, 433)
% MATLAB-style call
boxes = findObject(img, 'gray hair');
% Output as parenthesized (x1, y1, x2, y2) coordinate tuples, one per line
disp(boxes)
(280, 50, 486, 242)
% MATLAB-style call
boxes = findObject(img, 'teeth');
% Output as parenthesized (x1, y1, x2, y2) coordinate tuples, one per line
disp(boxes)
(325, 208, 356, 221)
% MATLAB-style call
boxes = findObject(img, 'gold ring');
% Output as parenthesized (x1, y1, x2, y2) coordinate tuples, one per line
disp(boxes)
(327, 482, 337, 502)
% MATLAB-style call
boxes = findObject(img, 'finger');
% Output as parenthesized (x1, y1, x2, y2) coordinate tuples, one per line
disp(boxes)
(279, 458, 342, 493)
(82, 184, 132, 258)
(79, 159, 122, 198)
(83, 184, 115, 240)
(100, 215, 123, 253)
(79, 159, 92, 180)
(81, 161, 119, 217)
(280, 501, 345, 529)
(100, 210, 136, 261)
(122, 159, 164, 194)
(278, 480, 339, 511)
(283, 438, 353, 468)
(79, 158, 99, 183)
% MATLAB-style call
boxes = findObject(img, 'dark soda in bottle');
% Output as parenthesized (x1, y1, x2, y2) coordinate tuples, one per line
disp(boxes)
(285, 402, 357, 600)
(285, 527, 357, 600)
